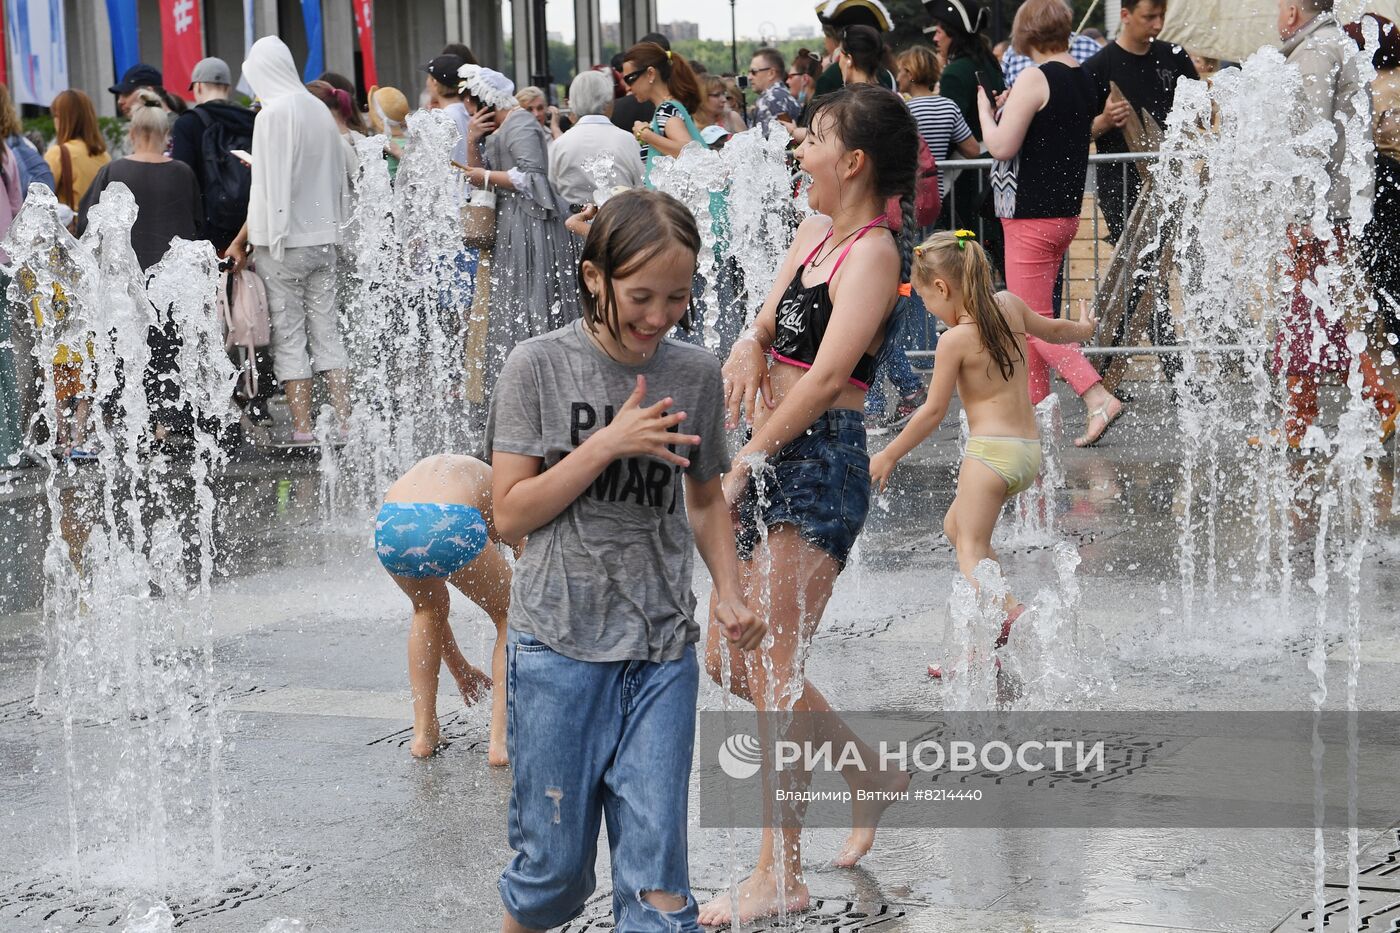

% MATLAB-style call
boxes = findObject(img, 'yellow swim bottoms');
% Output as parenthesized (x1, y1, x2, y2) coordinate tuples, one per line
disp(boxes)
(965, 436, 1043, 497)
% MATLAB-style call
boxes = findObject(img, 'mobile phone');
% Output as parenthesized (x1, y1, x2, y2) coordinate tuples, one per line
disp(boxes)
(736, 74, 750, 91)
(230, 148, 253, 166)
(975, 70, 998, 99)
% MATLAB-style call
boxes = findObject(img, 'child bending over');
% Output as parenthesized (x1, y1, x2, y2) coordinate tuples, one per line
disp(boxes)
(376, 454, 511, 761)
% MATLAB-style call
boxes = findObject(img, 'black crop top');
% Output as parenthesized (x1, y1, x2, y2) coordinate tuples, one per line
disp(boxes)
(768, 217, 889, 389)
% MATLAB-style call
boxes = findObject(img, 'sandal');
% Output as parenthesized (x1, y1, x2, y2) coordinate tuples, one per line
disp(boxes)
(1074, 400, 1122, 448)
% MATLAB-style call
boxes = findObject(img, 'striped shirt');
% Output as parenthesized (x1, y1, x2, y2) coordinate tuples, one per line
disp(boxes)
(905, 95, 974, 197)
(1002, 33, 1104, 87)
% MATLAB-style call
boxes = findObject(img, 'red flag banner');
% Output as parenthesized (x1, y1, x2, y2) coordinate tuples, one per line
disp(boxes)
(353, 0, 378, 89)
(0, 0, 8, 87)
(160, 0, 204, 101)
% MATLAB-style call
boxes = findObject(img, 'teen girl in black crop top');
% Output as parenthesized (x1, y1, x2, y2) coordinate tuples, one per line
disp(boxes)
(697, 83, 920, 926)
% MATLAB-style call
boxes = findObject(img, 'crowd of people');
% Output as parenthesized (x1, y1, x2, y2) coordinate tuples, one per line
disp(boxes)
(2, 0, 1399, 928)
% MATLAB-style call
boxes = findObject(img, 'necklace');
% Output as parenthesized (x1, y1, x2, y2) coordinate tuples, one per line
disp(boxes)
(809, 217, 888, 269)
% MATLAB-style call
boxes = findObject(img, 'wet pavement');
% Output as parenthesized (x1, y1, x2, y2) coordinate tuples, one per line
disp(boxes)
(1, 382, 1398, 932)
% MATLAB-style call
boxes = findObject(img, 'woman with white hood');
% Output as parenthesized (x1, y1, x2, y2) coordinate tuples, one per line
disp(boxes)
(227, 36, 352, 445)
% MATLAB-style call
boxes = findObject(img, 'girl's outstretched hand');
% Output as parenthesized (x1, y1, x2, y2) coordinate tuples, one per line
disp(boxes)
(714, 594, 766, 650)
(1071, 299, 1099, 343)
(722, 335, 774, 429)
(869, 448, 897, 493)
(599, 375, 700, 467)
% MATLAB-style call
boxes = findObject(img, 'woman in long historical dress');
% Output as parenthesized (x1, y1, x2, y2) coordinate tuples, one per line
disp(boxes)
(461, 67, 580, 416)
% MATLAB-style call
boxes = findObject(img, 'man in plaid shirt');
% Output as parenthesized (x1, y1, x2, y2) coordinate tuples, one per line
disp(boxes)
(1002, 31, 1104, 86)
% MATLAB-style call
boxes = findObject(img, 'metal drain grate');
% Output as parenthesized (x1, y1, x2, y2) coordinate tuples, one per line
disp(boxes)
(1357, 827, 1400, 891)
(1272, 827, 1400, 931)
(0, 859, 313, 928)
(560, 893, 908, 931)
(366, 707, 489, 753)
(1271, 886, 1400, 932)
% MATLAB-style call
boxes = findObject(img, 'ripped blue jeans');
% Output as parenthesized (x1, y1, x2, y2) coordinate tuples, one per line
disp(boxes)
(499, 629, 700, 932)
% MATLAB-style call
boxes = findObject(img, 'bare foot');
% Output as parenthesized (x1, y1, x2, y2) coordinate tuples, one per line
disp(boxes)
(410, 720, 442, 759)
(832, 768, 912, 867)
(697, 868, 810, 928)
(454, 666, 492, 706)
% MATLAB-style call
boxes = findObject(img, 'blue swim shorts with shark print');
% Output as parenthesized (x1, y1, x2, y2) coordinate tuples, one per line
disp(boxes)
(374, 502, 490, 579)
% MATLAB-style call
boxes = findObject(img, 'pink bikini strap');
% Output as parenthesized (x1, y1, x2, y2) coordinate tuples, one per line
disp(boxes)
(829, 214, 889, 279)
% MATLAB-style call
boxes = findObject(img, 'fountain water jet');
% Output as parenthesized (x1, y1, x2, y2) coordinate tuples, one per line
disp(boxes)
(3, 183, 237, 889)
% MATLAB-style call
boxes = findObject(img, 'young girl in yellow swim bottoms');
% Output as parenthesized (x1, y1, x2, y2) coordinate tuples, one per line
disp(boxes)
(869, 230, 1096, 655)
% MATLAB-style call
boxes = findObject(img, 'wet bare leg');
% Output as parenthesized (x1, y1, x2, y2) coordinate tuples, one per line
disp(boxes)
(387, 455, 511, 764)
(390, 573, 452, 758)
(701, 527, 906, 925)
(448, 543, 513, 766)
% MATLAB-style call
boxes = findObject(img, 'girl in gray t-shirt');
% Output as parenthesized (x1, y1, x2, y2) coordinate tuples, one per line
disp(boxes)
(486, 190, 763, 931)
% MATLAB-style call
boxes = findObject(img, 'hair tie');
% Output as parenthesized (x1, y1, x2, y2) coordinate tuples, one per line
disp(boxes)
(665, 49, 673, 61)
(953, 229, 977, 250)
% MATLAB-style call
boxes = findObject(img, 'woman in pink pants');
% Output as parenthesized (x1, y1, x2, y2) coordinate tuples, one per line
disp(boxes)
(978, 0, 1123, 446)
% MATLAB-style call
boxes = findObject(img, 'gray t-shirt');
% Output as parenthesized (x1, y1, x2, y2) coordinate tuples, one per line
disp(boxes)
(486, 320, 727, 663)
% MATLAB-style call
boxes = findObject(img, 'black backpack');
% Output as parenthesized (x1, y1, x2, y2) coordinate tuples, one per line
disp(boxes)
(194, 107, 253, 234)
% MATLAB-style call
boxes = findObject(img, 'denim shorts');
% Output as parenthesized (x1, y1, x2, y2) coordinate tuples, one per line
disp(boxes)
(499, 629, 701, 932)
(736, 409, 872, 567)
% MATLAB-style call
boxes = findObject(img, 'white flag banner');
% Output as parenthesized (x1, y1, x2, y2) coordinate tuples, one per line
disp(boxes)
(1161, 0, 1400, 62)
(236, 0, 254, 96)
(6, 0, 70, 107)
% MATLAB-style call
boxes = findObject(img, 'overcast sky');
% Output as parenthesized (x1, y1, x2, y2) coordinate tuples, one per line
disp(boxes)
(541, 0, 825, 43)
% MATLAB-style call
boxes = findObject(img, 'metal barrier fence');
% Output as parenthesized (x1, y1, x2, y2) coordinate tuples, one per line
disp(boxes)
(898, 150, 1270, 361)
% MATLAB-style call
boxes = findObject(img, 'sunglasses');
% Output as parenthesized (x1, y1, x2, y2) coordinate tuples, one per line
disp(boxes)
(748, 66, 775, 76)
(622, 68, 647, 86)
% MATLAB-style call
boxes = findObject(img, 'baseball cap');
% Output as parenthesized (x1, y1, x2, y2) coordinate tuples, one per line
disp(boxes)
(189, 57, 233, 88)
(424, 54, 466, 86)
(701, 124, 732, 146)
(109, 63, 164, 96)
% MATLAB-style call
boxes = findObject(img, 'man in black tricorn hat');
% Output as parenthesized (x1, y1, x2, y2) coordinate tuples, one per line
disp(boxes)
(813, 0, 896, 95)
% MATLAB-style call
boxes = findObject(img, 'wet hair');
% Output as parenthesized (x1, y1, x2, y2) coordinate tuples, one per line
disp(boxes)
(578, 189, 702, 340)
(1013, 0, 1073, 56)
(897, 45, 942, 88)
(622, 42, 702, 113)
(51, 89, 107, 156)
(318, 71, 367, 132)
(441, 43, 478, 65)
(805, 83, 919, 281)
(912, 231, 1022, 381)
(840, 26, 884, 80)
(128, 89, 171, 144)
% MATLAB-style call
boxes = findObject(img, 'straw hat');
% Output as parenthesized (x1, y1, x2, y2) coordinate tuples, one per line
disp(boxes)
(367, 85, 410, 134)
